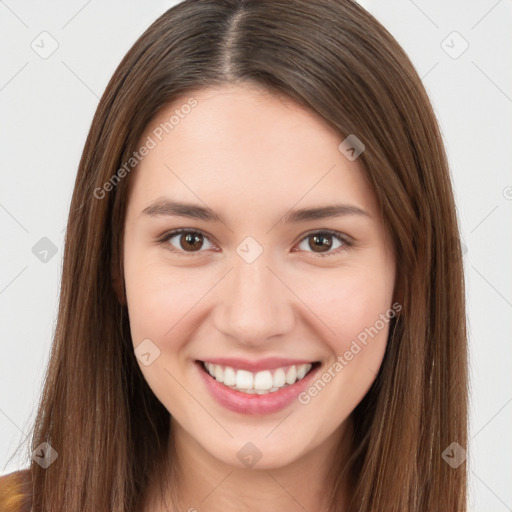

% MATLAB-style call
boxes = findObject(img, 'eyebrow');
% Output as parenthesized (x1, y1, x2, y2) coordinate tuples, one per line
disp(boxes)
(140, 198, 371, 223)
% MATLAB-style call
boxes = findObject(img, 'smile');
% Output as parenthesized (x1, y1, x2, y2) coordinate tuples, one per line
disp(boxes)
(201, 361, 316, 394)
(195, 359, 322, 415)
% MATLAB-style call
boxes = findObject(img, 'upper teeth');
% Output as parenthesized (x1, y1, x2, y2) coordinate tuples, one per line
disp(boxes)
(203, 362, 313, 394)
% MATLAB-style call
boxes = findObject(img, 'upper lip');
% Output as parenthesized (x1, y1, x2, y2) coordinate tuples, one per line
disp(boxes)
(198, 357, 319, 372)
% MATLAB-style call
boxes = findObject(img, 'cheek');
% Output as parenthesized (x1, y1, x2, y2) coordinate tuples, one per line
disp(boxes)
(123, 245, 226, 365)
(294, 264, 395, 413)
(296, 264, 396, 398)
(339, 284, 392, 348)
(125, 261, 205, 344)
(123, 256, 208, 416)
(300, 262, 395, 363)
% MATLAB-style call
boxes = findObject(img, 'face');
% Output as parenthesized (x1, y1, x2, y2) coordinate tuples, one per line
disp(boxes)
(122, 83, 396, 470)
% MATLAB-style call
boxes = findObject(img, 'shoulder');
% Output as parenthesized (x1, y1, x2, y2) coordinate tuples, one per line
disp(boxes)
(0, 469, 32, 512)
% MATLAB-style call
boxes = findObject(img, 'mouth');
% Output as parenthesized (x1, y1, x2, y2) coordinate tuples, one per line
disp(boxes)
(194, 359, 322, 415)
(197, 360, 321, 394)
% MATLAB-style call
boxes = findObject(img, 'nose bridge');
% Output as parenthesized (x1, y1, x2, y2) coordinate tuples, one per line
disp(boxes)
(215, 251, 294, 344)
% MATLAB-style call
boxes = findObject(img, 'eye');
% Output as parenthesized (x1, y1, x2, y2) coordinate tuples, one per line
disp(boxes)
(158, 229, 215, 255)
(294, 230, 352, 257)
(157, 228, 352, 258)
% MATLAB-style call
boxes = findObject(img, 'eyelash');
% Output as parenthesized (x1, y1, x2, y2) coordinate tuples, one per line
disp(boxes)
(156, 228, 353, 258)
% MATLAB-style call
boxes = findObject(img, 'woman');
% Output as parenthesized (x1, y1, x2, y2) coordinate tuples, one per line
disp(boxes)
(0, 0, 468, 510)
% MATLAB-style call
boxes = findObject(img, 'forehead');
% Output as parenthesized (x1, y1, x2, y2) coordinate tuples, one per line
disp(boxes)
(126, 84, 377, 218)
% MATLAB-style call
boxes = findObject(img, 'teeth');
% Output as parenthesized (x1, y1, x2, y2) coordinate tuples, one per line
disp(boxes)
(254, 370, 273, 391)
(214, 365, 224, 382)
(223, 366, 236, 386)
(202, 362, 313, 394)
(297, 364, 309, 380)
(285, 366, 297, 385)
(235, 370, 254, 390)
(273, 368, 286, 387)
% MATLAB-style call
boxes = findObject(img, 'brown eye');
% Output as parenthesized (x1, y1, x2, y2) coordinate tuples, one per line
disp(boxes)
(179, 232, 204, 251)
(308, 234, 333, 253)
(295, 230, 348, 257)
(162, 230, 214, 254)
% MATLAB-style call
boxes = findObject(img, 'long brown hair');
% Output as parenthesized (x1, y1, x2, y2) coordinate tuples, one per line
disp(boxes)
(2, 0, 468, 510)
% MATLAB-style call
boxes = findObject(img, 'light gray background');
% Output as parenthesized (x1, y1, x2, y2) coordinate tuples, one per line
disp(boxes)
(1, 1, 511, 511)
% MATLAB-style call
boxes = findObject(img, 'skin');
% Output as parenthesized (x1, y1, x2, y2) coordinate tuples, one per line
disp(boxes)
(121, 83, 396, 511)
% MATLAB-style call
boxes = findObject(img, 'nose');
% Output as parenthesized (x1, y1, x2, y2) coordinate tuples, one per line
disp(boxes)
(213, 255, 296, 347)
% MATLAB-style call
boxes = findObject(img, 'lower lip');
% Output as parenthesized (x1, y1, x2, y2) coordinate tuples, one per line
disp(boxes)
(195, 360, 321, 415)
